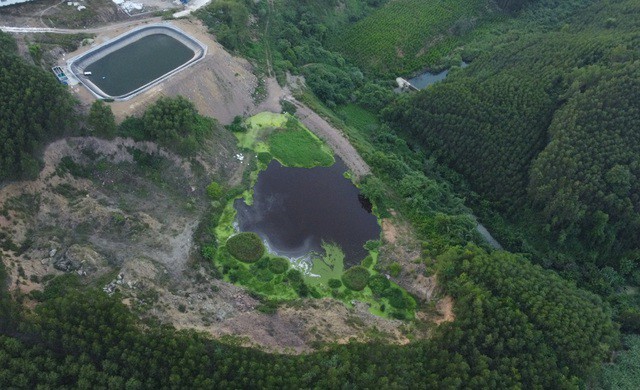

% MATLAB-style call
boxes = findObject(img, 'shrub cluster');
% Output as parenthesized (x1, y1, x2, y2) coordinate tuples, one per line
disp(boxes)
(341, 266, 370, 291)
(226, 232, 265, 263)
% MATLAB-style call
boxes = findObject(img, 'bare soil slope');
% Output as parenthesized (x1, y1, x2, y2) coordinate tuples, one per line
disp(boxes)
(0, 133, 434, 352)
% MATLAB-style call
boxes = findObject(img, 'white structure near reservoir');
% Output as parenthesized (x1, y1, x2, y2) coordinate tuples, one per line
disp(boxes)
(0, 0, 35, 7)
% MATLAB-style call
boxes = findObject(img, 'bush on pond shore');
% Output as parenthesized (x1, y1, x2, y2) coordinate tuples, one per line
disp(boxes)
(226, 232, 265, 263)
(268, 257, 289, 274)
(342, 266, 370, 291)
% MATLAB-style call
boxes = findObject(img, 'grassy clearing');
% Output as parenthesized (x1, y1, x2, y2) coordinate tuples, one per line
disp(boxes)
(235, 112, 333, 168)
(329, 0, 493, 75)
(268, 120, 334, 168)
(337, 104, 380, 131)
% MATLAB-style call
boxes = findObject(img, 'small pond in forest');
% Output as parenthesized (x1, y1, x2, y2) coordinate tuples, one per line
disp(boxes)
(234, 158, 380, 268)
(407, 61, 469, 89)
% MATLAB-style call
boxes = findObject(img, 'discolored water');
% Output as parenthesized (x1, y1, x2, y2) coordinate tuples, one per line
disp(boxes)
(85, 34, 194, 97)
(234, 159, 380, 267)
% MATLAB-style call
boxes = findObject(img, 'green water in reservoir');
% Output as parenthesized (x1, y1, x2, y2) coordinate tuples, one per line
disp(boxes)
(85, 34, 194, 97)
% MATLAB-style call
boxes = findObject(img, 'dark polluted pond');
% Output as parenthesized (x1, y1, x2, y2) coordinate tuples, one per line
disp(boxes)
(234, 158, 380, 267)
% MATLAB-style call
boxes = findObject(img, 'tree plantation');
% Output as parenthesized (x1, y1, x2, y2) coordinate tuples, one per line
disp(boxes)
(0, 34, 76, 180)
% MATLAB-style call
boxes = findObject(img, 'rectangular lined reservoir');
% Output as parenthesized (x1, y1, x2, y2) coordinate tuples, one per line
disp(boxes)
(69, 24, 206, 101)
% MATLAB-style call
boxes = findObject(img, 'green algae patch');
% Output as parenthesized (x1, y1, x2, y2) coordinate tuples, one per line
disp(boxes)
(247, 111, 289, 129)
(236, 112, 334, 168)
(235, 112, 288, 151)
(306, 242, 347, 288)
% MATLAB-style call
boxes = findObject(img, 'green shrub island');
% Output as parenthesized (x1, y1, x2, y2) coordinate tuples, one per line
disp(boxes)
(226, 232, 265, 263)
(341, 266, 370, 291)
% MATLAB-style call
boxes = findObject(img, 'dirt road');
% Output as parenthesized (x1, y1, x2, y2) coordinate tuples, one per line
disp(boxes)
(0, 16, 161, 33)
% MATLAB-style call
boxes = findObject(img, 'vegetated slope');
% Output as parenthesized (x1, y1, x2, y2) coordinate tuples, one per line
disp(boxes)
(436, 245, 617, 386)
(529, 62, 640, 274)
(387, 0, 640, 294)
(198, 0, 381, 106)
(595, 334, 640, 389)
(0, 31, 76, 180)
(0, 244, 617, 387)
(329, 0, 493, 75)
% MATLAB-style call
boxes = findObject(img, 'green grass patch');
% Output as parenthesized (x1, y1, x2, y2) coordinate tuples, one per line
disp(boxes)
(342, 266, 371, 291)
(268, 119, 334, 168)
(306, 242, 346, 288)
(226, 232, 265, 263)
(337, 104, 380, 131)
(235, 112, 334, 168)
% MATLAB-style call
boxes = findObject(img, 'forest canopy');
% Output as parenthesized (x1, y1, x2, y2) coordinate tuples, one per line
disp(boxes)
(0, 32, 76, 180)
(386, 0, 640, 300)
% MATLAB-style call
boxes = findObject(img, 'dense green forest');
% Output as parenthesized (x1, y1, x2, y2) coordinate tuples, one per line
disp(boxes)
(386, 0, 640, 320)
(0, 248, 617, 387)
(0, 31, 76, 180)
(118, 96, 217, 156)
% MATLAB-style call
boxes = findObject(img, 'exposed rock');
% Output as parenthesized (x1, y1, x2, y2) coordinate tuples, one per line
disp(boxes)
(53, 244, 105, 273)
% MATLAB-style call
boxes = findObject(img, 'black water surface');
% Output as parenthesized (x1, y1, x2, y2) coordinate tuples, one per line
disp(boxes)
(85, 34, 194, 97)
(234, 159, 380, 267)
